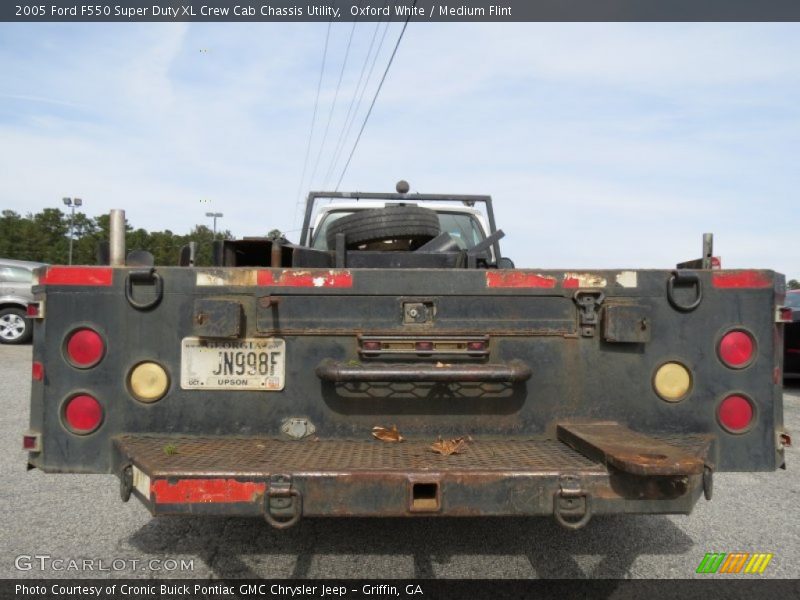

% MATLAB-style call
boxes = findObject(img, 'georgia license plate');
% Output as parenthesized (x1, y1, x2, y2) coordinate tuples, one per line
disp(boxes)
(180, 337, 285, 391)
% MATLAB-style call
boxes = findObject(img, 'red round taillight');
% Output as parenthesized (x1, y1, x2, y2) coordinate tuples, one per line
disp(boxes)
(65, 328, 105, 368)
(718, 330, 755, 368)
(717, 394, 754, 433)
(63, 394, 103, 434)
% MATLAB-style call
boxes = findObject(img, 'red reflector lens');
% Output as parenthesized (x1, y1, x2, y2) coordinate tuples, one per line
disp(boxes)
(23, 435, 39, 450)
(63, 394, 103, 434)
(41, 266, 113, 286)
(65, 328, 105, 368)
(718, 330, 755, 368)
(362, 341, 382, 352)
(415, 341, 434, 352)
(467, 341, 486, 352)
(26, 303, 40, 317)
(718, 395, 754, 433)
(32, 361, 44, 381)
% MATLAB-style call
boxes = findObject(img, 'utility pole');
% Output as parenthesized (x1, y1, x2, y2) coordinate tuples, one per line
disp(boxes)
(62, 197, 83, 265)
(205, 212, 223, 238)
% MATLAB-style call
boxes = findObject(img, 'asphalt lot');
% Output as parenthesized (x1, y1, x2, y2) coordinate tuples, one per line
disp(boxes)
(2, 344, 798, 580)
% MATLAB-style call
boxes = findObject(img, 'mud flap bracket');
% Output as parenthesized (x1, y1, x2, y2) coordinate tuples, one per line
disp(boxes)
(553, 474, 592, 530)
(119, 465, 133, 503)
(264, 474, 302, 529)
(703, 465, 714, 501)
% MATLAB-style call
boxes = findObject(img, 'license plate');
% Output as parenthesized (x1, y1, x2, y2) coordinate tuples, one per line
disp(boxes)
(180, 337, 285, 391)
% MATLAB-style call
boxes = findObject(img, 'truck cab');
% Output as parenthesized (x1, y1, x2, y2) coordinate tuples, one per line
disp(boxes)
(309, 202, 491, 252)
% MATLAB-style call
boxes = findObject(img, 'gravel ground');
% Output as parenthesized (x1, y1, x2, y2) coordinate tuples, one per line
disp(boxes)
(1, 344, 797, 579)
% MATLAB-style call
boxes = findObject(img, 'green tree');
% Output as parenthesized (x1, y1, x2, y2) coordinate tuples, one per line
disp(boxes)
(0, 207, 233, 266)
(788, 279, 799, 290)
(31, 208, 69, 263)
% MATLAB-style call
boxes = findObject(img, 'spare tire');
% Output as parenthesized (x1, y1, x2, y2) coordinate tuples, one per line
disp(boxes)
(326, 206, 441, 250)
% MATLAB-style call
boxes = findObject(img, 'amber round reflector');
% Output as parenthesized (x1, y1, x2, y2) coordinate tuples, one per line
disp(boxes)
(63, 394, 103, 434)
(129, 362, 169, 403)
(718, 395, 754, 433)
(718, 330, 755, 368)
(65, 328, 105, 368)
(654, 362, 692, 402)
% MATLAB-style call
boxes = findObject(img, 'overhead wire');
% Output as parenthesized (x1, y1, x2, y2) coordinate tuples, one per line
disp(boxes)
(322, 2, 389, 189)
(307, 1, 361, 190)
(335, 0, 417, 191)
(293, 21, 332, 227)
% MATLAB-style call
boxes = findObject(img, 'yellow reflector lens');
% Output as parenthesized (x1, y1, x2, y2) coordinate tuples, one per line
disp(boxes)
(654, 362, 692, 402)
(129, 362, 169, 403)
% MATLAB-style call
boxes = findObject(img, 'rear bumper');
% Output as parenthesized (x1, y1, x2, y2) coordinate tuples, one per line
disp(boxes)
(114, 426, 713, 528)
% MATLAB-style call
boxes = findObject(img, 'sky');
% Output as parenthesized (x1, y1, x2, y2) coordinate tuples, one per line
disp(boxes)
(0, 22, 798, 279)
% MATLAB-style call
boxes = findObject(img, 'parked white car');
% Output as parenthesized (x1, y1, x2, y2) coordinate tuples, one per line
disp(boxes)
(0, 258, 45, 344)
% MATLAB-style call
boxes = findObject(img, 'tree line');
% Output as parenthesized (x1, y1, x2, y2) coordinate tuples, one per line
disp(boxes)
(0, 208, 232, 266)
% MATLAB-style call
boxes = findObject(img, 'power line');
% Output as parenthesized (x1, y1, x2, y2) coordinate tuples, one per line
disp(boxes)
(322, 3, 389, 189)
(293, 21, 332, 226)
(335, 1, 416, 191)
(308, 4, 361, 189)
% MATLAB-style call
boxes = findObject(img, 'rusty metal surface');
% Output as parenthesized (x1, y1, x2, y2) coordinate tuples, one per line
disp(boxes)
(255, 294, 576, 335)
(650, 433, 716, 460)
(115, 435, 604, 477)
(557, 422, 709, 476)
(603, 303, 651, 343)
(28, 266, 782, 478)
(192, 298, 242, 338)
(315, 359, 532, 383)
(114, 434, 710, 519)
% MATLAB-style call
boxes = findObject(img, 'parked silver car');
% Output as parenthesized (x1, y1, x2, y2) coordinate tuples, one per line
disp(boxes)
(0, 258, 45, 344)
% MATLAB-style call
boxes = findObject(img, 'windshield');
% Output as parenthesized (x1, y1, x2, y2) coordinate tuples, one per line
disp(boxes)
(311, 210, 486, 250)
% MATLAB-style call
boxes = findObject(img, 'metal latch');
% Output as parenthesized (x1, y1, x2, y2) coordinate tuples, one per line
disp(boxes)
(403, 301, 434, 324)
(553, 474, 592, 530)
(573, 291, 605, 337)
(264, 474, 302, 529)
(125, 268, 163, 311)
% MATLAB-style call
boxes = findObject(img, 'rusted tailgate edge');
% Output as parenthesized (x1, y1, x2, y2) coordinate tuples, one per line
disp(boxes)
(557, 422, 712, 476)
(113, 434, 708, 522)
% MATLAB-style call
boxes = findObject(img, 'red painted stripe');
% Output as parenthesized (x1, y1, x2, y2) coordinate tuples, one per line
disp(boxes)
(257, 269, 353, 288)
(486, 271, 557, 289)
(41, 267, 113, 286)
(151, 479, 266, 504)
(712, 271, 772, 289)
(563, 277, 580, 289)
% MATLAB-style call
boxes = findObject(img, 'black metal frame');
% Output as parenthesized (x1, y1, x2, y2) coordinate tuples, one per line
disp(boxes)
(299, 191, 502, 261)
